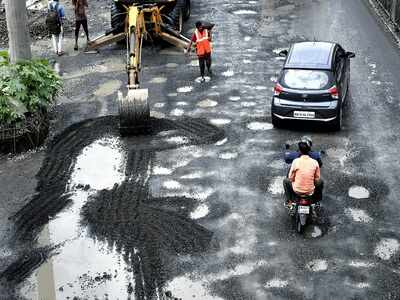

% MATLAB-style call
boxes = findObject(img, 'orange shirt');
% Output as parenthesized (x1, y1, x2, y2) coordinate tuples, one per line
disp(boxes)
(289, 155, 320, 195)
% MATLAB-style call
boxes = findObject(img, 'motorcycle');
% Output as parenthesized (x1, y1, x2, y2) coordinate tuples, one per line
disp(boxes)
(284, 143, 322, 234)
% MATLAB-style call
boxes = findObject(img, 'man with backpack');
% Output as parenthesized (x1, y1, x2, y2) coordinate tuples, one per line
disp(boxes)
(46, 0, 65, 56)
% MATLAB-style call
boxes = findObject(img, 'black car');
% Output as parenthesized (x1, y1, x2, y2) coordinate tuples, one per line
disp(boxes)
(271, 42, 355, 130)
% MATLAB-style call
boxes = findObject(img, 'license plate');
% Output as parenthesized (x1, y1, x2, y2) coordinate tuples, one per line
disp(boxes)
(298, 206, 310, 214)
(293, 111, 315, 119)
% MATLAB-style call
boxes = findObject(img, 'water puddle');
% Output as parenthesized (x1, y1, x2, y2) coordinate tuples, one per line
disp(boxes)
(70, 138, 125, 190)
(149, 77, 167, 84)
(345, 208, 373, 223)
(233, 10, 258, 15)
(164, 136, 190, 145)
(93, 80, 122, 97)
(190, 204, 209, 219)
(215, 138, 228, 146)
(222, 70, 234, 77)
(219, 152, 238, 160)
(210, 119, 232, 126)
(167, 92, 178, 97)
(153, 166, 173, 175)
(20, 138, 129, 299)
(241, 101, 257, 107)
(153, 102, 165, 108)
(244, 36, 252, 42)
(177, 86, 193, 93)
(374, 238, 400, 260)
(304, 225, 323, 238)
(166, 63, 178, 68)
(163, 180, 182, 190)
(247, 122, 273, 131)
(306, 259, 328, 272)
(267, 176, 284, 195)
(264, 279, 288, 289)
(348, 260, 375, 268)
(176, 101, 189, 106)
(170, 108, 185, 117)
(228, 96, 241, 102)
(197, 99, 218, 108)
(195, 76, 212, 83)
(348, 186, 370, 199)
(164, 276, 223, 300)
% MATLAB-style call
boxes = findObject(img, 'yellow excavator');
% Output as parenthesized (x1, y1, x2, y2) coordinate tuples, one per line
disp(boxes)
(88, 0, 192, 135)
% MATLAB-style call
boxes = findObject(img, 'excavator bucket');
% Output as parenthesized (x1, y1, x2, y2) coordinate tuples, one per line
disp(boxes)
(118, 88, 150, 135)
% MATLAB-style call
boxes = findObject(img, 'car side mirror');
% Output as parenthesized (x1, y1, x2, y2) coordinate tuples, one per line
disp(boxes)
(279, 50, 288, 57)
(346, 51, 355, 58)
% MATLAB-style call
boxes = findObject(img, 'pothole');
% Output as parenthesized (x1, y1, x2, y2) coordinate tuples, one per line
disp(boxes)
(190, 204, 209, 219)
(210, 119, 232, 126)
(264, 279, 288, 289)
(94, 80, 122, 97)
(197, 99, 218, 108)
(374, 238, 400, 260)
(304, 225, 323, 239)
(306, 259, 328, 272)
(177, 86, 193, 93)
(233, 10, 257, 15)
(222, 70, 234, 77)
(345, 208, 373, 223)
(247, 122, 273, 131)
(348, 186, 370, 199)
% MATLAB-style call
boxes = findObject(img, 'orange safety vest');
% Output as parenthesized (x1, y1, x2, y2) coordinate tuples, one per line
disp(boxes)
(195, 29, 212, 56)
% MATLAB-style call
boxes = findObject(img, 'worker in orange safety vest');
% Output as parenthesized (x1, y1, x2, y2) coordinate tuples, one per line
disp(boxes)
(187, 21, 213, 82)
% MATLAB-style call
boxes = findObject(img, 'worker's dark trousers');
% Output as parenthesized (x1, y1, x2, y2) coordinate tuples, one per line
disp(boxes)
(283, 178, 324, 203)
(198, 53, 212, 77)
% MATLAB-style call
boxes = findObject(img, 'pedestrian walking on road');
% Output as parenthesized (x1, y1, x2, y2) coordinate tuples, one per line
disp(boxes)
(72, 0, 90, 50)
(46, 0, 65, 56)
(187, 21, 213, 82)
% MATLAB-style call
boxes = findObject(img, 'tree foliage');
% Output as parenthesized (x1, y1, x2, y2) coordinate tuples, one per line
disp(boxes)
(0, 51, 62, 124)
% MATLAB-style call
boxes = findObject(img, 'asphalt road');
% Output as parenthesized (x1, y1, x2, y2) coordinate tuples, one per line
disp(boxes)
(1, 0, 400, 299)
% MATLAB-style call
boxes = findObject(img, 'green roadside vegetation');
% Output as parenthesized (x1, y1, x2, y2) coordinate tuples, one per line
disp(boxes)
(0, 51, 62, 125)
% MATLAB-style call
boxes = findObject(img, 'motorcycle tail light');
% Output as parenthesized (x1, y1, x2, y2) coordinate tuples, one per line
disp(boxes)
(299, 199, 310, 205)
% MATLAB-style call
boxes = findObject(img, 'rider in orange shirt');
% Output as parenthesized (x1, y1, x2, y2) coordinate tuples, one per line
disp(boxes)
(283, 140, 324, 204)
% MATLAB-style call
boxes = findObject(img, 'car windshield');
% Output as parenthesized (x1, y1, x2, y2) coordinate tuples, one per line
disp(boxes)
(282, 69, 331, 90)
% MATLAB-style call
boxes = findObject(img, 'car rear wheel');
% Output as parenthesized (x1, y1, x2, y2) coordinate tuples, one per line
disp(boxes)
(271, 114, 282, 128)
(331, 107, 342, 131)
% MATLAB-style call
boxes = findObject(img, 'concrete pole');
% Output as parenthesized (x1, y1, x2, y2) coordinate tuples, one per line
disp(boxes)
(4, 0, 32, 63)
